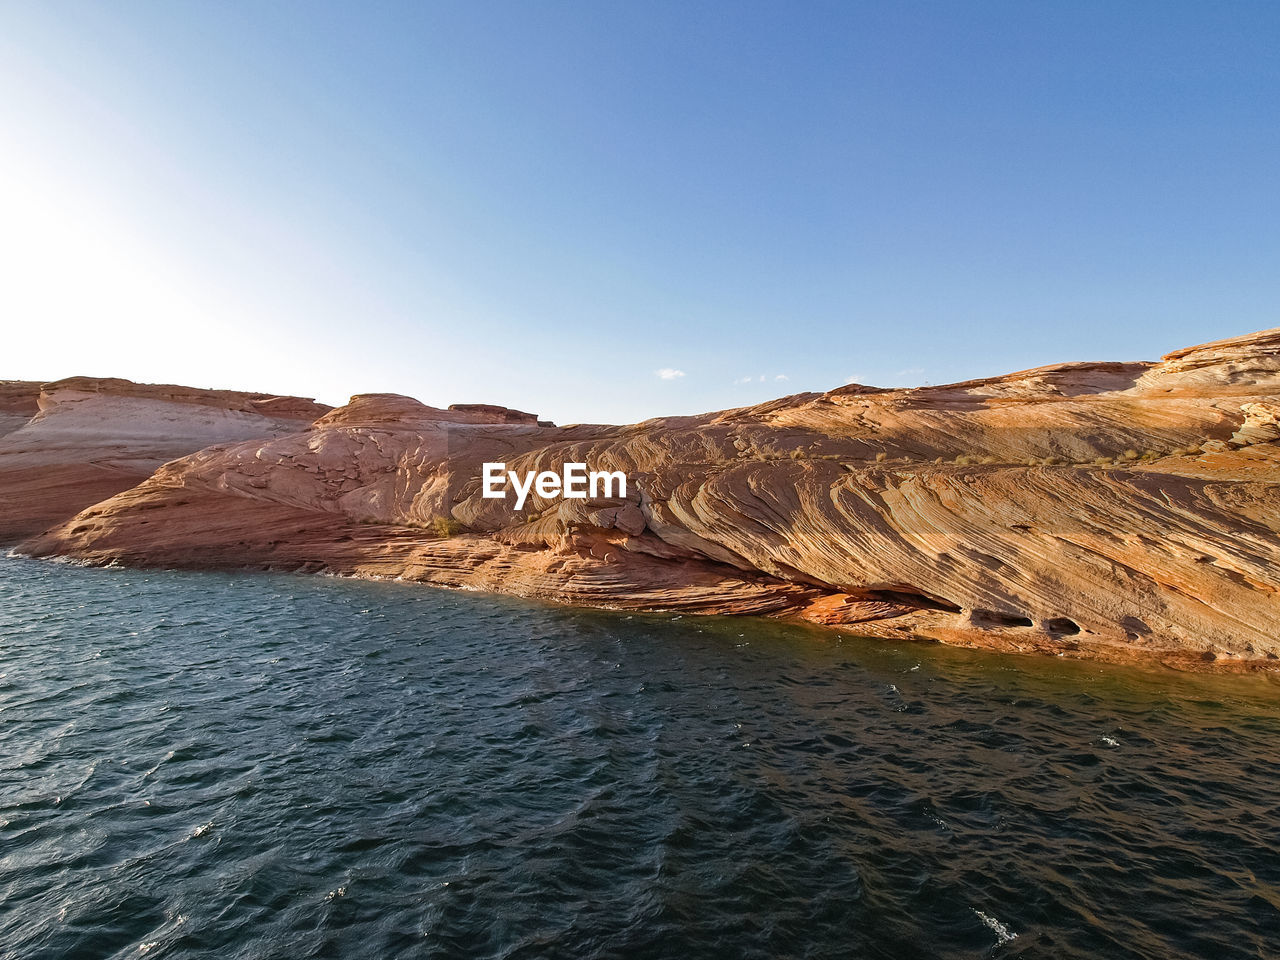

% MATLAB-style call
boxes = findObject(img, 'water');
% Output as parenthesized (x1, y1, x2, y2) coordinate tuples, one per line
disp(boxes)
(1, 555, 1277, 960)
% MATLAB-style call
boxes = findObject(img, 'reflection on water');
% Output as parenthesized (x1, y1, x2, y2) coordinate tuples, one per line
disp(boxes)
(0, 555, 1277, 959)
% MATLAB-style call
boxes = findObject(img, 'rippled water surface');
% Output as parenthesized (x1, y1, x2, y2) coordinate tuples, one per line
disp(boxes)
(2, 555, 1278, 959)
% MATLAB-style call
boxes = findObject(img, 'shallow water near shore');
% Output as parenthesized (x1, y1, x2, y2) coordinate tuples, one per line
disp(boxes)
(1, 554, 1277, 959)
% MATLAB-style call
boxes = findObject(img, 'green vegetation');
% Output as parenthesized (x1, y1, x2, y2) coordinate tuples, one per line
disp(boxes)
(432, 516, 465, 538)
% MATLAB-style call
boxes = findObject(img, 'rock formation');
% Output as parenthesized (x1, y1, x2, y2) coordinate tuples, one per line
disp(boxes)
(8, 329, 1280, 672)
(0, 377, 331, 542)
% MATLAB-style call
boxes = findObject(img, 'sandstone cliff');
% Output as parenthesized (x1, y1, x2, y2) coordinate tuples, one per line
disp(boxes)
(10, 330, 1280, 671)
(0, 377, 332, 543)
(0, 381, 42, 441)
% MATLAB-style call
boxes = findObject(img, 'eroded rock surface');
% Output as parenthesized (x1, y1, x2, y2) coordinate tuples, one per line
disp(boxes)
(0, 377, 331, 542)
(10, 330, 1280, 671)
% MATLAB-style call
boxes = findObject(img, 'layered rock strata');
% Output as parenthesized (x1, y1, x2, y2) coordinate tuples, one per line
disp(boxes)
(0, 377, 332, 542)
(9, 330, 1280, 671)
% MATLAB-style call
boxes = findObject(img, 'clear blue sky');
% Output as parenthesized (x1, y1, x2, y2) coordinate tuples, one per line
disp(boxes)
(2, 1, 1277, 423)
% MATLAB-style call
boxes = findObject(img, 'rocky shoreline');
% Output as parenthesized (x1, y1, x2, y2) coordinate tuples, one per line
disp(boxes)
(4, 329, 1279, 672)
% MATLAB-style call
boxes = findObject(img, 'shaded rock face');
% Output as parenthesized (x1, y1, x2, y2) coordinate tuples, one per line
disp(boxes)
(10, 329, 1280, 672)
(0, 377, 331, 543)
(0, 382, 43, 442)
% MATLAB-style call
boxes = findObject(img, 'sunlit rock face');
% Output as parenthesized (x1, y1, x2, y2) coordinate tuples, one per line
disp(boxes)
(11, 328, 1280, 672)
(0, 377, 330, 542)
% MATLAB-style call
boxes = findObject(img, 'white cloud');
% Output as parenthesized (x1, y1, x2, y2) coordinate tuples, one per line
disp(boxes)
(733, 376, 754, 384)
(655, 367, 686, 380)
(775, 374, 789, 381)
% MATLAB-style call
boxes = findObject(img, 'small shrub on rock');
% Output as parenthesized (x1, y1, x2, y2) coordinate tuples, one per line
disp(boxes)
(433, 516, 465, 538)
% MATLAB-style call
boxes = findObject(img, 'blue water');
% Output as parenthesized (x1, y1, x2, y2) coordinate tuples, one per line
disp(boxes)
(1, 554, 1277, 959)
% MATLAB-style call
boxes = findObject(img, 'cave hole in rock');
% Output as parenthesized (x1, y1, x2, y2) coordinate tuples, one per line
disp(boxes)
(970, 608, 1035, 628)
(859, 588, 962, 613)
(1121, 616, 1152, 641)
(1044, 617, 1081, 635)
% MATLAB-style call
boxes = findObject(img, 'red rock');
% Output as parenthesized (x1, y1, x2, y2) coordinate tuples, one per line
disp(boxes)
(10, 330, 1280, 672)
(0, 377, 329, 542)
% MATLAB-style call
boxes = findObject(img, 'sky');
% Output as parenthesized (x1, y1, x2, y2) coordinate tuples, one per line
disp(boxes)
(1, 1, 1277, 424)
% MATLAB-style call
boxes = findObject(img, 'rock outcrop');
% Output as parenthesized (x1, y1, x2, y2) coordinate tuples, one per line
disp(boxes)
(0, 377, 331, 542)
(9, 329, 1280, 671)
(0, 381, 42, 442)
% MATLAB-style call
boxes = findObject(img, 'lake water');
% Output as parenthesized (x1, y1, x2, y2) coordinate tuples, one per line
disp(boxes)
(1, 554, 1277, 959)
